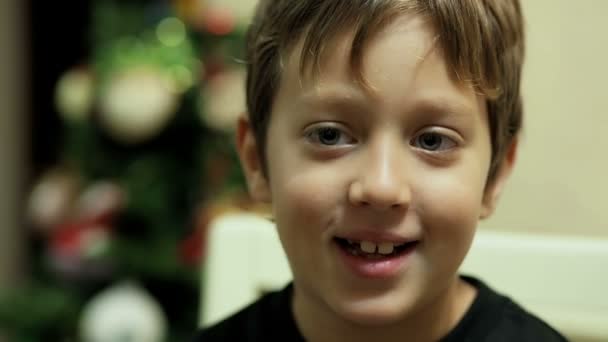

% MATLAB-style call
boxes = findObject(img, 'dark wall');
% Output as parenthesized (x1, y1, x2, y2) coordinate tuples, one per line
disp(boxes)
(28, 1, 91, 174)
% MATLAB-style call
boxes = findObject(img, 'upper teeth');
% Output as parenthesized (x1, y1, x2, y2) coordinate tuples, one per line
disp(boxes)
(360, 241, 377, 253)
(359, 241, 396, 255)
(378, 242, 395, 254)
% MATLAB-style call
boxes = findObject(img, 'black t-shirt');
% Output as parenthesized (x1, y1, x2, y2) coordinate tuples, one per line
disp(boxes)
(194, 275, 569, 341)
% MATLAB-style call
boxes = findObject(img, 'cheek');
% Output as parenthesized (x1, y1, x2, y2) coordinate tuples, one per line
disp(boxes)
(270, 164, 343, 237)
(264, 131, 336, 252)
(269, 168, 343, 280)
(415, 167, 487, 263)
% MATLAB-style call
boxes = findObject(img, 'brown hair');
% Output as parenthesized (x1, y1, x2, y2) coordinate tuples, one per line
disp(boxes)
(245, 0, 525, 182)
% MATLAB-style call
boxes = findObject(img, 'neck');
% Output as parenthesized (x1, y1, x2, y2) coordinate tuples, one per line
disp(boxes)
(292, 277, 476, 342)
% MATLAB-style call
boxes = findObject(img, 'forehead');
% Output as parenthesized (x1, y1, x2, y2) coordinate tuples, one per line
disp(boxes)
(287, 15, 434, 84)
(274, 13, 482, 117)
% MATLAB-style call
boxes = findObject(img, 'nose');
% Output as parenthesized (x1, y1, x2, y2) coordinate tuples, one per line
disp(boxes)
(348, 137, 411, 211)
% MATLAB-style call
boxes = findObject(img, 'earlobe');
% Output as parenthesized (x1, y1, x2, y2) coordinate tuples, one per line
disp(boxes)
(480, 139, 518, 219)
(236, 116, 272, 203)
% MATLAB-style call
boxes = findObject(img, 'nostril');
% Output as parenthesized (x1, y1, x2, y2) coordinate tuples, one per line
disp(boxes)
(348, 181, 409, 209)
(353, 198, 371, 207)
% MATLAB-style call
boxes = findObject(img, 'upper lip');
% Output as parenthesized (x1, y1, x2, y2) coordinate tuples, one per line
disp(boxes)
(334, 230, 420, 245)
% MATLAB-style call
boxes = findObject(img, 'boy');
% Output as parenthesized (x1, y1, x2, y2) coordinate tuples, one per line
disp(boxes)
(197, 0, 568, 341)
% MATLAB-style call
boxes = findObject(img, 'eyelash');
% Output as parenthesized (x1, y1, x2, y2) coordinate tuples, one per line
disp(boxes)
(305, 126, 356, 146)
(411, 131, 458, 152)
(305, 125, 458, 152)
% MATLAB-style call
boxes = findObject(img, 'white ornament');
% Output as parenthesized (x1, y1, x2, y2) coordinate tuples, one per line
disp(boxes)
(27, 169, 79, 232)
(76, 180, 126, 220)
(99, 66, 178, 144)
(200, 67, 246, 132)
(55, 67, 95, 122)
(80, 281, 168, 342)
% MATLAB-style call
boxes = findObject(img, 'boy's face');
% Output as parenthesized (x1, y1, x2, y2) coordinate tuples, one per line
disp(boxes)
(238, 14, 514, 326)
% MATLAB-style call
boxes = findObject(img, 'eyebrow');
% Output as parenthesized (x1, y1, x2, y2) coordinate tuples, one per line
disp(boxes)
(299, 86, 369, 111)
(298, 85, 479, 122)
(410, 96, 476, 120)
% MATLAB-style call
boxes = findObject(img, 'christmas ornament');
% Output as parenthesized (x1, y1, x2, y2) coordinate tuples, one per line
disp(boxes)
(55, 66, 95, 122)
(179, 228, 204, 266)
(75, 180, 126, 222)
(26, 168, 80, 233)
(98, 66, 179, 144)
(46, 180, 123, 280)
(202, 5, 236, 36)
(156, 17, 186, 47)
(49, 222, 113, 281)
(200, 67, 246, 132)
(80, 281, 168, 342)
(165, 63, 198, 94)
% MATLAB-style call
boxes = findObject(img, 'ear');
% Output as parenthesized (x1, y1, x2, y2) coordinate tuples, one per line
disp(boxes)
(236, 115, 271, 203)
(480, 139, 518, 219)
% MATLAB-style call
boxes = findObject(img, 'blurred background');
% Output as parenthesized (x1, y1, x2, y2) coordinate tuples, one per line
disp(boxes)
(1, 0, 258, 340)
(0, 0, 606, 341)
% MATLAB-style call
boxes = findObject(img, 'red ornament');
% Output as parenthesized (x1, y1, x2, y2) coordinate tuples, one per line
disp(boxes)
(179, 229, 205, 266)
(51, 217, 113, 258)
(202, 6, 236, 36)
(178, 205, 215, 266)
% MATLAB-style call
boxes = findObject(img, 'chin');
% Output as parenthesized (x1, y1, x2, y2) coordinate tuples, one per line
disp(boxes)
(332, 297, 413, 327)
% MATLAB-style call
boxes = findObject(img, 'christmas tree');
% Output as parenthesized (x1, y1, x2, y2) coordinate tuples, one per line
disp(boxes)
(0, 1, 251, 340)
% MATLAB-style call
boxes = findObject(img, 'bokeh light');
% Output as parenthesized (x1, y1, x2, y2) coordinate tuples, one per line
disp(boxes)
(156, 17, 186, 47)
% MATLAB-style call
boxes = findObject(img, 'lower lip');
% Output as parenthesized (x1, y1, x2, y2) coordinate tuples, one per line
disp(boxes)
(334, 241, 418, 279)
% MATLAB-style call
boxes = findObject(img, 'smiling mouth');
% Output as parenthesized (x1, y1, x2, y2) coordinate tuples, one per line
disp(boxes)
(333, 237, 419, 259)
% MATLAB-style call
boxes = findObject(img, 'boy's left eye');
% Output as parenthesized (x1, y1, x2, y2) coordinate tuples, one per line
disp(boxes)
(306, 126, 355, 146)
(412, 132, 457, 152)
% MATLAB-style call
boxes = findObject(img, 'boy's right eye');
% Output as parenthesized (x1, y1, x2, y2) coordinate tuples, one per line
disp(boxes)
(305, 126, 356, 146)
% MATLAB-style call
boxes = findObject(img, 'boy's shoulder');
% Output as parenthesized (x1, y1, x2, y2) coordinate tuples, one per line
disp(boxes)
(193, 277, 569, 342)
(193, 283, 304, 342)
(442, 275, 569, 342)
